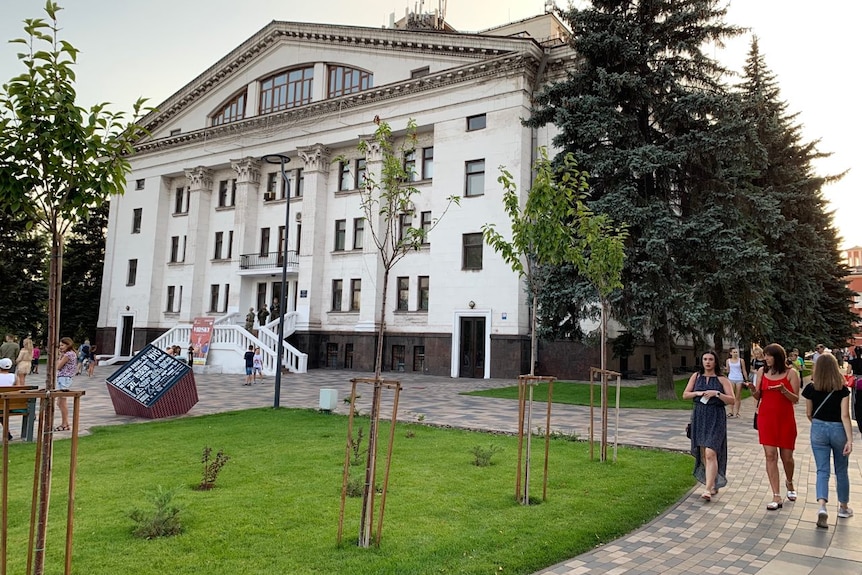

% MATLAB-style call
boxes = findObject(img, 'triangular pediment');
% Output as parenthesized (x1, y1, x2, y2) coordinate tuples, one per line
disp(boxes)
(138, 20, 548, 141)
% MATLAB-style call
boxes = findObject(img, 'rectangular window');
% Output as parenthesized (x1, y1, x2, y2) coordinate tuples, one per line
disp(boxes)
(218, 179, 236, 207)
(410, 66, 430, 79)
(398, 213, 412, 242)
(465, 159, 485, 197)
(170, 236, 180, 263)
(132, 208, 142, 234)
(397, 277, 409, 311)
(227, 230, 234, 260)
(420, 211, 432, 244)
(166, 286, 176, 312)
(265, 172, 279, 200)
(418, 276, 429, 311)
(467, 113, 486, 131)
(391, 345, 406, 371)
(295, 222, 302, 255)
(257, 282, 268, 312)
(260, 228, 270, 257)
(331, 279, 343, 311)
(169, 128, 181, 136)
(135, 178, 145, 190)
(127, 259, 137, 286)
(353, 218, 364, 250)
(338, 161, 352, 191)
(214, 231, 224, 260)
(334, 219, 346, 251)
(422, 147, 433, 180)
(355, 158, 366, 189)
(294, 168, 304, 197)
(403, 150, 417, 182)
(278, 225, 286, 264)
(462, 233, 483, 270)
(223, 283, 230, 313)
(174, 187, 187, 214)
(182, 236, 187, 262)
(413, 345, 425, 372)
(350, 279, 361, 311)
(209, 284, 220, 312)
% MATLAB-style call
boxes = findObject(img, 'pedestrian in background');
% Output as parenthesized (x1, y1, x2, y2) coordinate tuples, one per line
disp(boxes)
(55, 337, 77, 431)
(726, 347, 748, 418)
(803, 353, 853, 528)
(15, 337, 33, 386)
(30, 343, 40, 374)
(846, 346, 862, 433)
(245, 307, 255, 331)
(0, 334, 19, 372)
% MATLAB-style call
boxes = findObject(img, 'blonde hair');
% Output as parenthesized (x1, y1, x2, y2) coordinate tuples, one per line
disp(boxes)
(23, 337, 33, 352)
(812, 353, 844, 392)
(752, 346, 763, 358)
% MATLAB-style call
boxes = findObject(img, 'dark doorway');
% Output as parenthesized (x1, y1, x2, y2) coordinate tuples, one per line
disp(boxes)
(120, 315, 134, 356)
(459, 316, 485, 378)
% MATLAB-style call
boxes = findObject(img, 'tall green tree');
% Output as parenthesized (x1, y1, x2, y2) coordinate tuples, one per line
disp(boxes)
(0, 3, 147, 572)
(0, 207, 48, 340)
(736, 38, 855, 350)
(528, 0, 746, 398)
(61, 201, 109, 342)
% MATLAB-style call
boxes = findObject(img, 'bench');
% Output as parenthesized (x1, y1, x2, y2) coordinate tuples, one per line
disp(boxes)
(0, 386, 38, 442)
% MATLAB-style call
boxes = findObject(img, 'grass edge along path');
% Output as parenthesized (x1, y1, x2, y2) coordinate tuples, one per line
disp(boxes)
(2, 408, 694, 575)
(464, 379, 755, 410)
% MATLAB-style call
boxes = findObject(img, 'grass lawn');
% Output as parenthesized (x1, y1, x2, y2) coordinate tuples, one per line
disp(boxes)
(3, 408, 694, 575)
(464, 379, 755, 410)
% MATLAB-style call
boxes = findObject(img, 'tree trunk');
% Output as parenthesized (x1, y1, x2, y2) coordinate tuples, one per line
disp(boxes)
(529, 289, 537, 376)
(34, 229, 62, 575)
(653, 321, 676, 400)
(359, 267, 389, 547)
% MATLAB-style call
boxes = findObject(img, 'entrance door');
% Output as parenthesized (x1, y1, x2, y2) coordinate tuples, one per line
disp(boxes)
(120, 315, 134, 356)
(459, 316, 485, 378)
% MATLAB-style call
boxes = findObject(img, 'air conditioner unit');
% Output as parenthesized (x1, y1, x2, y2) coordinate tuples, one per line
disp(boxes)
(263, 192, 274, 201)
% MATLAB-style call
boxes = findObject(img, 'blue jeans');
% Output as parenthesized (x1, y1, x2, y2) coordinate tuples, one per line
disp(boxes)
(810, 419, 850, 504)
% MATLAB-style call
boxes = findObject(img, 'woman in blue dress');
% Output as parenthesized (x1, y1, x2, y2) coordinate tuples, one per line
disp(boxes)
(682, 350, 735, 501)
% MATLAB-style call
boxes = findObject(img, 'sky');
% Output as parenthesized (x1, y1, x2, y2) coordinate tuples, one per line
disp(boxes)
(2, 0, 859, 248)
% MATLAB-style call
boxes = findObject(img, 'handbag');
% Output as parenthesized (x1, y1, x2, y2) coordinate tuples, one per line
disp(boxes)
(752, 410, 758, 430)
(685, 423, 691, 438)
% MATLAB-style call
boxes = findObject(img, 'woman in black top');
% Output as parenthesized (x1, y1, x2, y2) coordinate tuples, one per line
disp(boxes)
(802, 354, 853, 528)
(848, 346, 862, 435)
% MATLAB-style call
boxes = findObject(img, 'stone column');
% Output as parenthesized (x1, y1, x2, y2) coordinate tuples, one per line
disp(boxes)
(294, 143, 330, 331)
(231, 157, 261, 314)
(354, 134, 385, 333)
(183, 166, 213, 321)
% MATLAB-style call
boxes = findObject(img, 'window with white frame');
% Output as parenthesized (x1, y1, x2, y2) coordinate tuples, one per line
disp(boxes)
(465, 160, 485, 197)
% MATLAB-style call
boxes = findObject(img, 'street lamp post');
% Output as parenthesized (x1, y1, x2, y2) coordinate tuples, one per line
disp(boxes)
(261, 153, 291, 408)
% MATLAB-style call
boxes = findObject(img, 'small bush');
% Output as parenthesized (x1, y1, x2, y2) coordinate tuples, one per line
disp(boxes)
(197, 447, 231, 490)
(128, 486, 183, 539)
(469, 444, 502, 467)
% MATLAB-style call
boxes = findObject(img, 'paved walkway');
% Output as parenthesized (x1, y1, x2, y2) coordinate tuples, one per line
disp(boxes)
(37, 367, 862, 575)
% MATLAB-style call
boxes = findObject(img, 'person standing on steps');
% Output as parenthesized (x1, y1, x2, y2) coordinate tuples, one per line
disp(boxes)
(682, 350, 734, 501)
(245, 307, 255, 331)
(752, 343, 800, 511)
(803, 353, 853, 528)
(257, 305, 269, 328)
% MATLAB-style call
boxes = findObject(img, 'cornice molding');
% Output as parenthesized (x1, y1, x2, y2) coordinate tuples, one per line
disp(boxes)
(135, 53, 538, 155)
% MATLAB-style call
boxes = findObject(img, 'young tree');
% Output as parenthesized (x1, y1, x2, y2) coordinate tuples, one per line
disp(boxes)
(482, 148, 625, 376)
(348, 117, 457, 546)
(528, 0, 748, 398)
(0, 3, 147, 572)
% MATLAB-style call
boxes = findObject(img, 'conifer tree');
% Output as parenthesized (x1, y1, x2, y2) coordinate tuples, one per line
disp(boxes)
(528, 0, 746, 398)
(735, 38, 855, 350)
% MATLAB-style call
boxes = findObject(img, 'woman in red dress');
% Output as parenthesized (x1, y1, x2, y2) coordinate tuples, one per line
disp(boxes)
(752, 343, 800, 510)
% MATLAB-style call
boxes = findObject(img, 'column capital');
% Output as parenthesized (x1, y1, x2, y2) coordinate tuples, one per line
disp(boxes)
(231, 157, 262, 185)
(359, 133, 384, 163)
(184, 166, 213, 191)
(297, 144, 331, 173)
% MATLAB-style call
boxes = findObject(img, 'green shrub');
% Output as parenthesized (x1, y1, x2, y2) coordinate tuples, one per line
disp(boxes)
(469, 444, 502, 467)
(128, 486, 183, 539)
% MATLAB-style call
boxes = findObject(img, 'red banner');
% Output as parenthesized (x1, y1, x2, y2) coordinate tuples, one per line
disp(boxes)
(190, 317, 215, 366)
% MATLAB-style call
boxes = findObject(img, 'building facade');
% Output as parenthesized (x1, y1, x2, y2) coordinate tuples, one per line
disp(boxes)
(96, 13, 599, 378)
(844, 246, 862, 347)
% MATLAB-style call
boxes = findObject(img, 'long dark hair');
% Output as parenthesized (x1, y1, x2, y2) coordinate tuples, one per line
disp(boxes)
(763, 343, 787, 374)
(699, 350, 722, 376)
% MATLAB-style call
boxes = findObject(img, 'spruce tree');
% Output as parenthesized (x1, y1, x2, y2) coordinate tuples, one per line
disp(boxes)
(529, 0, 747, 398)
(736, 38, 855, 351)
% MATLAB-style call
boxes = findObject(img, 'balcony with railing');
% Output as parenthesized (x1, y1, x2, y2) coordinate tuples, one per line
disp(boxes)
(238, 250, 299, 275)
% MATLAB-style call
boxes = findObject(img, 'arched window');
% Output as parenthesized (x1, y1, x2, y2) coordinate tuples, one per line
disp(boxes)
(327, 65, 373, 98)
(211, 90, 247, 126)
(259, 66, 314, 114)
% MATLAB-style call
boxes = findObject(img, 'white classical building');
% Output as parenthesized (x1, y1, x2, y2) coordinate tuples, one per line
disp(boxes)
(96, 11, 579, 378)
